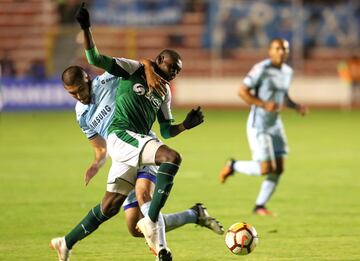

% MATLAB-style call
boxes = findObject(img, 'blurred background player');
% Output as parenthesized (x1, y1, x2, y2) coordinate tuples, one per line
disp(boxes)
(219, 38, 308, 216)
(337, 55, 360, 108)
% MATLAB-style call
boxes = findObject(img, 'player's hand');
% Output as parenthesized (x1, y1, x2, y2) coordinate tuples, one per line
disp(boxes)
(183, 106, 204, 129)
(84, 163, 99, 186)
(263, 101, 279, 112)
(75, 2, 90, 30)
(147, 72, 169, 97)
(296, 104, 309, 116)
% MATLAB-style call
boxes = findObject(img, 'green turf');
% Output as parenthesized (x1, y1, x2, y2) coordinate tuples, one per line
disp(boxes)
(0, 109, 359, 261)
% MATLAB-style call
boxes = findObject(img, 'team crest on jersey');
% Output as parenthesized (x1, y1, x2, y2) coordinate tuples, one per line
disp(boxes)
(133, 83, 146, 95)
(145, 92, 162, 109)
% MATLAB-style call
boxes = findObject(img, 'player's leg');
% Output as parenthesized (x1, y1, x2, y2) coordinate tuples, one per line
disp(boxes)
(50, 162, 136, 260)
(135, 168, 171, 259)
(64, 191, 126, 246)
(135, 167, 224, 236)
(252, 131, 277, 215)
(163, 203, 224, 235)
(254, 125, 287, 216)
(123, 189, 144, 237)
(50, 192, 127, 261)
(107, 132, 177, 223)
(137, 141, 181, 256)
(148, 143, 182, 222)
(219, 125, 264, 183)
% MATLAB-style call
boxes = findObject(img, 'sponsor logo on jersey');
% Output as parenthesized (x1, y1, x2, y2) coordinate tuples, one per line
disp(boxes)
(101, 76, 116, 85)
(132, 83, 162, 110)
(133, 83, 146, 95)
(145, 92, 162, 110)
(89, 105, 112, 129)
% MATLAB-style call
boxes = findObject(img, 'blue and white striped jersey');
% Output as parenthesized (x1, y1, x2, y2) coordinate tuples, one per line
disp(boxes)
(243, 59, 293, 130)
(75, 71, 121, 139)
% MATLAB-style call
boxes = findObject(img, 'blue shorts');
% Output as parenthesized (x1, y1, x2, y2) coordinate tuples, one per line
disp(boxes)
(123, 169, 157, 211)
(247, 119, 288, 161)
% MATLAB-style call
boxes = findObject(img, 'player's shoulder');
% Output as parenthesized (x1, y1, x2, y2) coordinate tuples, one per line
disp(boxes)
(92, 71, 115, 85)
(282, 63, 293, 74)
(253, 59, 272, 71)
(114, 57, 142, 74)
(248, 59, 270, 76)
(114, 57, 140, 64)
(75, 101, 88, 120)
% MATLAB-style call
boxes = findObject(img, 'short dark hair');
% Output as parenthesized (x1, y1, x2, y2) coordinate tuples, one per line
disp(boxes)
(62, 66, 85, 86)
(269, 38, 287, 47)
(157, 49, 181, 61)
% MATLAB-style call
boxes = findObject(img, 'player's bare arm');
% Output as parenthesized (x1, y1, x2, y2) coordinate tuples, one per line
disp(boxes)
(284, 94, 308, 116)
(238, 84, 278, 112)
(140, 58, 168, 96)
(85, 134, 107, 186)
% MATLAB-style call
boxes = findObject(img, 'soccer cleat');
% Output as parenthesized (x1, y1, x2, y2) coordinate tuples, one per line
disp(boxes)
(190, 203, 224, 235)
(49, 237, 71, 261)
(156, 247, 172, 261)
(137, 216, 161, 255)
(219, 158, 235, 183)
(253, 206, 275, 216)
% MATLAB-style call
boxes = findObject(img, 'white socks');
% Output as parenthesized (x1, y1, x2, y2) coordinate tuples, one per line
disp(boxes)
(140, 201, 167, 249)
(162, 210, 197, 232)
(233, 160, 261, 176)
(255, 174, 280, 206)
(140, 201, 151, 217)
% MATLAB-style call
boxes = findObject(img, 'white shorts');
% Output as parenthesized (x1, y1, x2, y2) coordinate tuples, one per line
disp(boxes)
(106, 131, 162, 194)
(247, 120, 288, 161)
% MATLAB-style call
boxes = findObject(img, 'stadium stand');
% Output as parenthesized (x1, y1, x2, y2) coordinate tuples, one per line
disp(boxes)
(0, 0, 358, 78)
(0, 0, 59, 78)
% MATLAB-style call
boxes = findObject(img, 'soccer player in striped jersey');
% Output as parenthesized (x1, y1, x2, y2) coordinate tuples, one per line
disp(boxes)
(219, 38, 308, 216)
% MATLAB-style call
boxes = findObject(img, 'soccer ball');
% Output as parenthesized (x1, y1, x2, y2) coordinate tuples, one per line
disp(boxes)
(225, 222, 259, 255)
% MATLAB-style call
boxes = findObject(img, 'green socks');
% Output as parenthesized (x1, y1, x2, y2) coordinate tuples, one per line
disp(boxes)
(64, 204, 109, 249)
(148, 162, 179, 222)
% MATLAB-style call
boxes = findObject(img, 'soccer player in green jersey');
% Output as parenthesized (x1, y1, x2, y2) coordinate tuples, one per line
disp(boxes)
(55, 3, 203, 260)
(50, 61, 221, 261)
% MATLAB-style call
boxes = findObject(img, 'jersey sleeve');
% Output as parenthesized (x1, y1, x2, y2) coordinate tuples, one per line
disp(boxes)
(79, 121, 97, 139)
(243, 63, 264, 89)
(113, 58, 142, 75)
(85, 47, 141, 79)
(157, 84, 174, 123)
(75, 106, 97, 140)
(157, 85, 174, 139)
(85, 46, 113, 72)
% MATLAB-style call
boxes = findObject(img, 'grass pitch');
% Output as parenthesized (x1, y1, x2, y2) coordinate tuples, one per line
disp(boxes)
(0, 109, 359, 261)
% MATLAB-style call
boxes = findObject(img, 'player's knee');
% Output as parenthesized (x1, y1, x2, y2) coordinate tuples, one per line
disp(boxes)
(164, 149, 182, 165)
(275, 167, 284, 175)
(260, 163, 273, 175)
(267, 173, 280, 182)
(102, 203, 121, 217)
(102, 194, 125, 217)
(136, 190, 152, 206)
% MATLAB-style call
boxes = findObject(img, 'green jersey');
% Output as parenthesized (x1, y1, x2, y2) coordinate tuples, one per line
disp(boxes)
(85, 48, 174, 141)
(106, 58, 173, 138)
